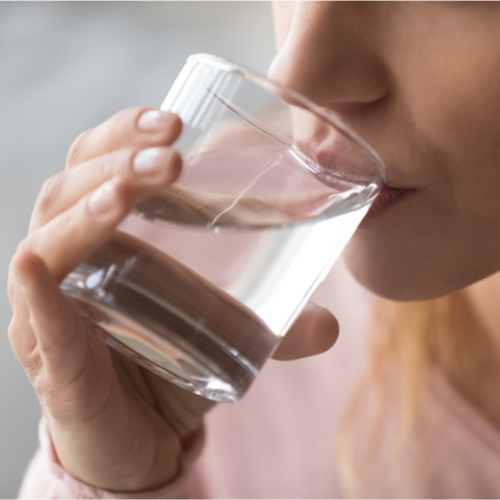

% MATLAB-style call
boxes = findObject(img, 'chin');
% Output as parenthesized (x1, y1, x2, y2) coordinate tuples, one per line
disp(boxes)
(342, 234, 487, 303)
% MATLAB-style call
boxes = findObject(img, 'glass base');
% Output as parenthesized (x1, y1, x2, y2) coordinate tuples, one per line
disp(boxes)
(64, 291, 254, 403)
(58, 232, 274, 403)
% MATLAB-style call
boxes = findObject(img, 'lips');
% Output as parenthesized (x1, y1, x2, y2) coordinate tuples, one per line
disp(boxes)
(312, 144, 415, 221)
(363, 185, 415, 221)
(294, 130, 414, 222)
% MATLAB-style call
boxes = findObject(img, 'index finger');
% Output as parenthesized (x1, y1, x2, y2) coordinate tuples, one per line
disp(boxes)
(66, 107, 182, 169)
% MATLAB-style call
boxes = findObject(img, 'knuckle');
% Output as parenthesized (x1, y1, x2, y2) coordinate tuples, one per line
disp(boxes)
(110, 107, 144, 136)
(15, 233, 40, 261)
(36, 173, 65, 216)
(15, 237, 30, 255)
(107, 148, 141, 183)
(90, 153, 116, 184)
(66, 129, 91, 168)
(116, 106, 143, 120)
(8, 315, 40, 378)
(128, 106, 149, 123)
(116, 147, 136, 178)
(7, 315, 20, 346)
(31, 370, 52, 399)
(73, 148, 128, 189)
(8, 316, 29, 354)
(9, 235, 40, 302)
(7, 258, 20, 304)
(15, 235, 34, 255)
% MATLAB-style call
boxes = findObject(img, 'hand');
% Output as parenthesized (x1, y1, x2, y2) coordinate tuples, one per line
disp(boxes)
(8, 107, 339, 492)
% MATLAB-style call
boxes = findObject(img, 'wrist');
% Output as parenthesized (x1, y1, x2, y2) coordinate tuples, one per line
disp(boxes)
(38, 418, 192, 497)
(44, 414, 182, 493)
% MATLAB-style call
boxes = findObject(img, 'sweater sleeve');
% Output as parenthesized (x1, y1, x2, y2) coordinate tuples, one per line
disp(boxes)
(17, 420, 194, 499)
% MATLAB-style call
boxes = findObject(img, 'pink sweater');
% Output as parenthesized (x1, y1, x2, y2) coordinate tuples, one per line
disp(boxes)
(18, 261, 500, 498)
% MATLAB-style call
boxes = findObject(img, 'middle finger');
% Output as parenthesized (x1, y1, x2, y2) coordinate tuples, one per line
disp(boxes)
(31, 145, 181, 231)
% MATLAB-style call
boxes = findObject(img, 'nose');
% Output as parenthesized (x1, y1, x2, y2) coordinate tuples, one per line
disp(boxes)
(268, 2, 389, 110)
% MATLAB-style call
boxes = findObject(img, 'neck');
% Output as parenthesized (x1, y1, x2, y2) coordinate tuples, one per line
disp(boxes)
(443, 273, 500, 429)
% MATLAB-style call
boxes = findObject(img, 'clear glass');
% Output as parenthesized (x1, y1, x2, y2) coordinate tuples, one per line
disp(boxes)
(60, 54, 386, 402)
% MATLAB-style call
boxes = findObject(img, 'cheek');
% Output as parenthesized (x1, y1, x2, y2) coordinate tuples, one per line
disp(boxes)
(402, 35, 500, 194)
(415, 69, 500, 236)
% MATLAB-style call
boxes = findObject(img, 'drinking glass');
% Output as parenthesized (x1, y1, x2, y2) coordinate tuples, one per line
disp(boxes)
(60, 54, 386, 402)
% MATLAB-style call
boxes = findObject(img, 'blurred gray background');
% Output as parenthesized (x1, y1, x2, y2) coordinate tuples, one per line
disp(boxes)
(0, 2, 275, 496)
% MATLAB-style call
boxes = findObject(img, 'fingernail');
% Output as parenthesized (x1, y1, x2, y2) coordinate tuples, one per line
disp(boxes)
(88, 180, 116, 215)
(133, 147, 168, 175)
(137, 109, 166, 131)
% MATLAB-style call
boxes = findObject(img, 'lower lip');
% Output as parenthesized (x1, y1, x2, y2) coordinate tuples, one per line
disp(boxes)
(362, 185, 415, 223)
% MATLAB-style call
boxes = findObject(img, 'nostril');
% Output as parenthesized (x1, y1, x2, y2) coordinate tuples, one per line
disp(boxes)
(325, 94, 390, 116)
(269, 49, 389, 111)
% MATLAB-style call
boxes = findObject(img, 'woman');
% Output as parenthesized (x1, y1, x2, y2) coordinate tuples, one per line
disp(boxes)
(10, 2, 500, 497)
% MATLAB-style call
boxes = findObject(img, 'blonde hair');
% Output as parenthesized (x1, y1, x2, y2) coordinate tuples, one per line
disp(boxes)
(338, 289, 479, 497)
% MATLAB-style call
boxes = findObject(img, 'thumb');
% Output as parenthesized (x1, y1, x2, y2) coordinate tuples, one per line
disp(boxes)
(272, 302, 339, 361)
(13, 250, 108, 387)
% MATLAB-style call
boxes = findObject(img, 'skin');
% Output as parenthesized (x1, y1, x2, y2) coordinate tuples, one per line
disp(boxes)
(7, 0, 500, 493)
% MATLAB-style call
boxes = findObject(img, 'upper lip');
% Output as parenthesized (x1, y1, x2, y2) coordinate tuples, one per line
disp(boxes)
(313, 149, 381, 184)
(314, 148, 418, 191)
(295, 124, 421, 191)
(383, 181, 417, 191)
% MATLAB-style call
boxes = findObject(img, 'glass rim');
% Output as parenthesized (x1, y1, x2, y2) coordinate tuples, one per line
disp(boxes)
(187, 53, 387, 184)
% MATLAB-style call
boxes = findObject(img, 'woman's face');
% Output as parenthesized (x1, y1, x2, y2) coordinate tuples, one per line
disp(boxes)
(270, 2, 500, 301)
